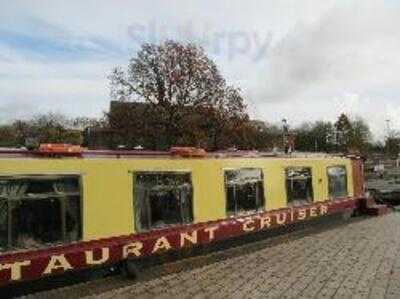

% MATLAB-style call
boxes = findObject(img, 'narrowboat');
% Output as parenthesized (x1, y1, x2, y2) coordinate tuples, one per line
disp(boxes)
(0, 145, 366, 286)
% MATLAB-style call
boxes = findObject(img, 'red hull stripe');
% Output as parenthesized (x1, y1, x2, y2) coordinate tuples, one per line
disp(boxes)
(0, 197, 361, 286)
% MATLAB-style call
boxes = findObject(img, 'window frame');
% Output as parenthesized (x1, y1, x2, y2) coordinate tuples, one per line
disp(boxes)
(133, 170, 194, 232)
(0, 173, 83, 252)
(223, 167, 265, 216)
(285, 166, 314, 206)
(327, 165, 348, 200)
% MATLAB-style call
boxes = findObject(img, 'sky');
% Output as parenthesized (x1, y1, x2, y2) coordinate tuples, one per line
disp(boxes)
(0, 0, 399, 140)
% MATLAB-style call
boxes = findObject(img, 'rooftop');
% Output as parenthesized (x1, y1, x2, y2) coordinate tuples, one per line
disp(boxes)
(0, 146, 353, 160)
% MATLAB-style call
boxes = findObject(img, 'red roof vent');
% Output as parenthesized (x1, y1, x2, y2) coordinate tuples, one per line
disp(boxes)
(37, 144, 83, 156)
(169, 147, 206, 158)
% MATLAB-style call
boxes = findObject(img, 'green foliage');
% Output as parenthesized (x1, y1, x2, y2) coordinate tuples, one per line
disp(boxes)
(348, 117, 372, 152)
(0, 125, 17, 147)
(335, 113, 353, 151)
(385, 137, 400, 158)
(0, 113, 86, 148)
(295, 121, 335, 152)
(294, 114, 373, 154)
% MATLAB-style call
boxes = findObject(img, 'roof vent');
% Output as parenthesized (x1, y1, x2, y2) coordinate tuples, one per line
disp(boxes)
(169, 147, 206, 157)
(37, 144, 83, 157)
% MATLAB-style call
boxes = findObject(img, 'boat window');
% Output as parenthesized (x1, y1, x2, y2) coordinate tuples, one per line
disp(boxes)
(0, 200, 7, 250)
(286, 167, 313, 206)
(0, 175, 81, 251)
(328, 166, 348, 199)
(134, 172, 193, 232)
(224, 168, 265, 216)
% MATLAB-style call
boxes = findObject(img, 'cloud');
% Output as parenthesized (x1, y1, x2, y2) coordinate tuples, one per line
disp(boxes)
(0, 0, 399, 140)
(259, 4, 400, 102)
(0, 98, 37, 121)
(0, 10, 125, 122)
(0, 18, 126, 63)
(0, 55, 115, 122)
(248, 3, 400, 140)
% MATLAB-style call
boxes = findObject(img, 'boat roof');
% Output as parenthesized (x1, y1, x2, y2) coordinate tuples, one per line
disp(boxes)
(0, 147, 358, 160)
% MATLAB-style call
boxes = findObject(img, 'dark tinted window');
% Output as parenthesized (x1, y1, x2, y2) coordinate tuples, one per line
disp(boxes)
(134, 172, 193, 232)
(328, 166, 348, 199)
(0, 200, 7, 250)
(286, 167, 313, 206)
(225, 168, 265, 215)
(0, 175, 81, 251)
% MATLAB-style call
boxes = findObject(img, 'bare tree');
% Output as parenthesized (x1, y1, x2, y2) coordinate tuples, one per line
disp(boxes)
(10, 113, 83, 146)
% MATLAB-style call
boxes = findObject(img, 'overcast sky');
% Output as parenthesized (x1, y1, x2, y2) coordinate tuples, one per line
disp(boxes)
(1, 0, 399, 140)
